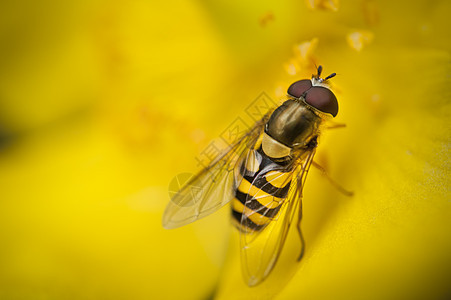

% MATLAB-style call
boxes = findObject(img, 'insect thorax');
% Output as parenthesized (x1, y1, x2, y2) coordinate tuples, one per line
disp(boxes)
(265, 100, 322, 151)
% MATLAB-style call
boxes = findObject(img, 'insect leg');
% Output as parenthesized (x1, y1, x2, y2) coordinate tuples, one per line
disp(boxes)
(325, 122, 347, 129)
(311, 161, 354, 196)
(296, 199, 305, 261)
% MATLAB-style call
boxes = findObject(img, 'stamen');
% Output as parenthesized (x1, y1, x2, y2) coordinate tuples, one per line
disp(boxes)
(346, 30, 374, 52)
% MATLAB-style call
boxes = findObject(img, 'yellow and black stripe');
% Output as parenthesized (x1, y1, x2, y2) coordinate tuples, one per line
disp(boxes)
(232, 148, 293, 232)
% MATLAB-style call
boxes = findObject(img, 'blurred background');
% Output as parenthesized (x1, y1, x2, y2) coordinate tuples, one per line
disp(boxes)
(0, 0, 449, 299)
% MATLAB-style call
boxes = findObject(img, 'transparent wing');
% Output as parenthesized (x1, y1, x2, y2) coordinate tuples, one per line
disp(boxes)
(240, 148, 316, 286)
(162, 111, 273, 229)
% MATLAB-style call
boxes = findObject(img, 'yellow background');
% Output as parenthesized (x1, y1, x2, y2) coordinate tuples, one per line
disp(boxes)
(0, 0, 449, 299)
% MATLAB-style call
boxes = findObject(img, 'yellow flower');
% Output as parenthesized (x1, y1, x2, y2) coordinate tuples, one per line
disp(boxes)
(0, 0, 449, 299)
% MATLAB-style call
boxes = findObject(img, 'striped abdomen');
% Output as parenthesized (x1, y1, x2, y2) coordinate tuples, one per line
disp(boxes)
(232, 149, 293, 232)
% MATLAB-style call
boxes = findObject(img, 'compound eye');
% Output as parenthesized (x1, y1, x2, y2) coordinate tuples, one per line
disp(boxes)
(305, 86, 339, 117)
(287, 79, 312, 98)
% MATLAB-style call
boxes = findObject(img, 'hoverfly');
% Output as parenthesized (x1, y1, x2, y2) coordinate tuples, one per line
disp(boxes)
(163, 66, 340, 286)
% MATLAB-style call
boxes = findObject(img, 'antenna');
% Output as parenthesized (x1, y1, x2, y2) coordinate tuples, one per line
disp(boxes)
(325, 73, 336, 80)
(313, 65, 336, 82)
(317, 65, 323, 78)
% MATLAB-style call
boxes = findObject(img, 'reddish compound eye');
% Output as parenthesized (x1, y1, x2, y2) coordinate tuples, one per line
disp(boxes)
(287, 79, 312, 98)
(304, 86, 339, 117)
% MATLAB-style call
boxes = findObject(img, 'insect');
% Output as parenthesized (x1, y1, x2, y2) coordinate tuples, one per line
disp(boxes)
(163, 66, 340, 286)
